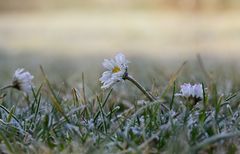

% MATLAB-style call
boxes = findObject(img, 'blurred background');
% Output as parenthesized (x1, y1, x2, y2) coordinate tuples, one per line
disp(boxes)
(0, 0, 240, 59)
(0, 0, 240, 85)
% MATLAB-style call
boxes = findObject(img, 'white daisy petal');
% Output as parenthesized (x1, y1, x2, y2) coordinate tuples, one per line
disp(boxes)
(99, 71, 112, 83)
(193, 84, 203, 99)
(115, 53, 125, 64)
(102, 59, 114, 70)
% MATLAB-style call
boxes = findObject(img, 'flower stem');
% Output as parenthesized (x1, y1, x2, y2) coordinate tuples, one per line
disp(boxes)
(124, 75, 169, 111)
(0, 85, 13, 91)
(124, 75, 155, 102)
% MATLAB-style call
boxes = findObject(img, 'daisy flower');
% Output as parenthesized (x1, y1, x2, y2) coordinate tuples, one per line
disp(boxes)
(12, 68, 34, 93)
(99, 53, 129, 89)
(176, 83, 203, 102)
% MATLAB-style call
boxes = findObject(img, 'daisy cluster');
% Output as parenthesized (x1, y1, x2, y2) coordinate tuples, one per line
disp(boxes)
(1, 53, 204, 105)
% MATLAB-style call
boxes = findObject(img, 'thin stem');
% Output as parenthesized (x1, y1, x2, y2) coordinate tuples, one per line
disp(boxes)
(124, 75, 155, 102)
(0, 85, 13, 91)
(124, 75, 169, 111)
(192, 132, 240, 152)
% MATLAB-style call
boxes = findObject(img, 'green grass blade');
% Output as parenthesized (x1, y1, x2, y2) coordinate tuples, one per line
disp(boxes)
(40, 65, 69, 122)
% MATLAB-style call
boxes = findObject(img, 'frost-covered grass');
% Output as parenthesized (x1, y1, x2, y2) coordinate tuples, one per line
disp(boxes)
(0, 54, 240, 154)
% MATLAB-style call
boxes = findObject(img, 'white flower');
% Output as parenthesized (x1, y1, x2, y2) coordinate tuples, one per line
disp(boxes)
(176, 83, 203, 102)
(12, 68, 34, 93)
(99, 53, 129, 89)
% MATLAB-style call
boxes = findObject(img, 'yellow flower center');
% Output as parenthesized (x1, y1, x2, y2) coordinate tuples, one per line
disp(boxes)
(112, 66, 121, 73)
